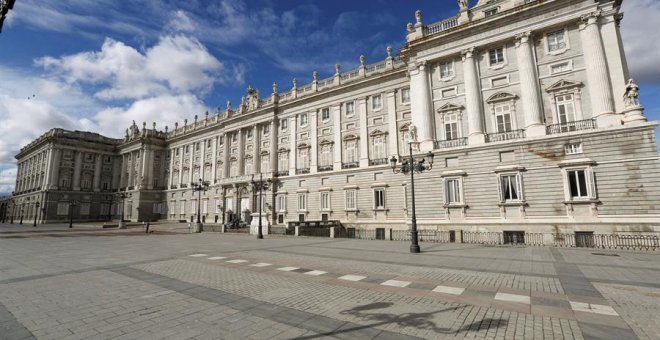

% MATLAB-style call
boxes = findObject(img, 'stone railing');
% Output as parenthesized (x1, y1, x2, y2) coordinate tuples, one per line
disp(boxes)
(342, 162, 360, 169)
(486, 129, 526, 143)
(424, 16, 459, 36)
(369, 158, 389, 166)
(318, 165, 333, 172)
(275, 171, 290, 177)
(546, 119, 597, 135)
(295, 168, 310, 175)
(434, 138, 468, 149)
(317, 77, 334, 91)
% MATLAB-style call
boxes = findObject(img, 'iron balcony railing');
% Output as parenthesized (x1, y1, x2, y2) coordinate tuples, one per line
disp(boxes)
(434, 137, 468, 149)
(546, 119, 596, 135)
(275, 170, 289, 177)
(369, 158, 389, 166)
(318, 165, 333, 172)
(296, 168, 310, 175)
(486, 129, 526, 143)
(342, 162, 360, 169)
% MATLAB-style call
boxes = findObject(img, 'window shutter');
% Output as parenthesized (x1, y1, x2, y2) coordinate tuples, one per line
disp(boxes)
(587, 167, 597, 199)
(496, 174, 503, 203)
(517, 173, 524, 201)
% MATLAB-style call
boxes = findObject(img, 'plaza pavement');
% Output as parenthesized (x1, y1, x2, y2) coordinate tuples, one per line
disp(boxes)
(0, 223, 658, 339)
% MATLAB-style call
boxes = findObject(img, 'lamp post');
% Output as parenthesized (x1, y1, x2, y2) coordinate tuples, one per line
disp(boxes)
(9, 201, 13, 224)
(68, 200, 78, 228)
(250, 173, 272, 239)
(116, 192, 128, 229)
(390, 143, 434, 253)
(19, 203, 24, 225)
(33, 201, 40, 227)
(191, 178, 210, 233)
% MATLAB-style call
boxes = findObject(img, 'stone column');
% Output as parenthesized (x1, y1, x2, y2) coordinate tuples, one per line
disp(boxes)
(289, 117, 297, 176)
(93, 154, 102, 192)
(143, 147, 152, 189)
(269, 120, 278, 174)
(168, 149, 175, 188)
(200, 140, 206, 181)
(386, 91, 398, 156)
(187, 146, 194, 184)
(43, 148, 55, 189)
(515, 32, 545, 136)
(128, 152, 135, 188)
(310, 112, 318, 173)
(253, 125, 260, 174)
(580, 11, 619, 127)
(223, 133, 230, 177)
(119, 154, 126, 188)
(72, 151, 83, 191)
(211, 137, 218, 183)
(178, 146, 184, 186)
(409, 61, 435, 151)
(332, 105, 342, 171)
(237, 129, 245, 176)
(358, 98, 369, 166)
(462, 48, 486, 144)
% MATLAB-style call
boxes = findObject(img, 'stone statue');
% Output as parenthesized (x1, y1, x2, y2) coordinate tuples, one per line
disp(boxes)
(624, 79, 641, 107)
(458, 0, 469, 11)
(408, 124, 418, 142)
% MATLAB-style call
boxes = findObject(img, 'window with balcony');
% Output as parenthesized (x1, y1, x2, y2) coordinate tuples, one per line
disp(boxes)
(370, 134, 387, 164)
(298, 148, 310, 170)
(556, 94, 576, 125)
(319, 144, 333, 170)
(344, 139, 358, 164)
(445, 114, 459, 141)
(494, 103, 513, 133)
(278, 152, 289, 172)
(260, 154, 270, 173)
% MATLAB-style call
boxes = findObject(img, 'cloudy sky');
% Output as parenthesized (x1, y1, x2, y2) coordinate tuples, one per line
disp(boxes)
(0, 0, 659, 195)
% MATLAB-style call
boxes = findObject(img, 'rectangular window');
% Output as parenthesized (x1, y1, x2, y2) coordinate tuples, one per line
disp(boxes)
(445, 122, 458, 141)
(499, 174, 523, 202)
(445, 178, 462, 204)
(298, 149, 310, 169)
(567, 169, 594, 200)
(195, 142, 200, 151)
(345, 190, 357, 210)
(441, 88, 457, 98)
(344, 101, 355, 116)
(320, 146, 333, 166)
(320, 192, 330, 211)
(547, 30, 566, 52)
(230, 161, 238, 177)
(484, 8, 499, 17)
(373, 188, 386, 209)
(372, 136, 386, 160)
(439, 62, 454, 79)
(180, 201, 186, 214)
(280, 119, 288, 131)
(276, 195, 287, 212)
(263, 125, 270, 135)
(321, 108, 330, 121)
(565, 143, 583, 155)
(494, 103, 513, 133)
(300, 113, 308, 127)
(372, 95, 382, 110)
(278, 153, 288, 172)
(247, 130, 253, 139)
(550, 62, 571, 74)
(491, 76, 508, 87)
(489, 48, 505, 66)
(556, 94, 576, 125)
(345, 140, 358, 163)
(401, 88, 411, 103)
(298, 193, 307, 211)
(245, 159, 253, 175)
(202, 200, 208, 214)
(261, 155, 270, 173)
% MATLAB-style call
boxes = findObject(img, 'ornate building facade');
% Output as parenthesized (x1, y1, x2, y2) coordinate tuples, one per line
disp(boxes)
(7, 0, 660, 236)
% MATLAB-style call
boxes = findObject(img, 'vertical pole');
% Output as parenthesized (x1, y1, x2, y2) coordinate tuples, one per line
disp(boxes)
(258, 173, 263, 239)
(409, 143, 420, 253)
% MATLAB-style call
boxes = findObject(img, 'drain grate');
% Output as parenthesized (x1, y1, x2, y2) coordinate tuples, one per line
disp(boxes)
(592, 253, 620, 257)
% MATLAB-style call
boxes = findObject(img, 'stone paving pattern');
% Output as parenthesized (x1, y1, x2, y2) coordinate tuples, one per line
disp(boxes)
(0, 223, 658, 339)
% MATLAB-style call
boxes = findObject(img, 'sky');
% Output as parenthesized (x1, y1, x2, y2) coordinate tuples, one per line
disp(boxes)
(0, 0, 659, 195)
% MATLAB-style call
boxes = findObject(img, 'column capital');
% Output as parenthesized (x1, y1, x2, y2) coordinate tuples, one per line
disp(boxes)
(514, 31, 532, 47)
(461, 48, 476, 61)
(580, 11, 601, 28)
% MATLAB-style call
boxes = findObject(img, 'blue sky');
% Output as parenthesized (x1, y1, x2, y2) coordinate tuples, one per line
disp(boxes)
(0, 0, 659, 195)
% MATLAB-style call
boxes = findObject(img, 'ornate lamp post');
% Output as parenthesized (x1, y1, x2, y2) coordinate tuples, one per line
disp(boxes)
(116, 192, 129, 229)
(191, 178, 210, 233)
(390, 143, 434, 253)
(19, 203, 24, 225)
(250, 173, 272, 239)
(33, 201, 40, 227)
(69, 200, 79, 228)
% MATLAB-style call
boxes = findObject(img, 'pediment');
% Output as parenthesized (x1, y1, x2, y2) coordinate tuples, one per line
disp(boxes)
(260, 150, 269, 155)
(369, 129, 388, 136)
(319, 139, 334, 145)
(436, 103, 464, 113)
(277, 147, 289, 153)
(343, 134, 359, 141)
(486, 92, 518, 103)
(546, 79, 583, 92)
(297, 143, 311, 149)
(399, 122, 412, 131)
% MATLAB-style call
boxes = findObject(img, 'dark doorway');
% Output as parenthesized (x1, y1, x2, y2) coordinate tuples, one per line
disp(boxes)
(503, 231, 525, 245)
(449, 230, 456, 243)
(575, 231, 595, 248)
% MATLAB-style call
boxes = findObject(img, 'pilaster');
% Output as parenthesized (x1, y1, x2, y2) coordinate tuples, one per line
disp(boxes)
(269, 120, 278, 173)
(462, 48, 486, 144)
(386, 91, 398, 156)
(332, 105, 342, 171)
(515, 32, 545, 137)
(409, 61, 435, 151)
(289, 117, 297, 175)
(72, 151, 83, 191)
(93, 154, 102, 192)
(310, 111, 318, 173)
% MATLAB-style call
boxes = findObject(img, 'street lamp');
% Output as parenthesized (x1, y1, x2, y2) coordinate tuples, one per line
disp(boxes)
(390, 143, 434, 253)
(19, 203, 24, 225)
(116, 192, 129, 229)
(69, 200, 79, 228)
(250, 173, 272, 239)
(33, 201, 40, 227)
(191, 178, 210, 233)
(9, 201, 13, 224)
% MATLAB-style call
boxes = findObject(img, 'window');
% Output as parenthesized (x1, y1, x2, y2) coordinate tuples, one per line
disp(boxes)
(439, 62, 454, 79)
(298, 149, 310, 169)
(185, 145, 190, 153)
(320, 192, 330, 211)
(565, 143, 583, 155)
(202, 200, 208, 214)
(556, 94, 576, 125)
(261, 155, 270, 173)
(444, 113, 459, 140)
(566, 168, 596, 200)
(445, 178, 462, 204)
(345, 190, 357, 210)
(344, 101, 355, 116)
(215, 199, 221, 213)
(321, 108, 330, 121)
(298, 193, 307, 211)
(441, 88, 457, 98)
(547, 30, 567, 52)
(401, 88, 411, 103)
(372, 95, 382, 110)
(278, 152, 288, 172)
(300, 113, 308, 127)
(191, 200, 197, 213)
(176, 148, 180, 156)
(207, 140, 212, 148)
(484, 8, 499, 17)
(371, 135, 387, 160)
(263, 125, 270, 135)
(195, 142, 200, 151)
(491, 76, 509, 88)
(247, 129, 253, 139)
(345, 140, 358, 163)
(244, 158, 253, 175)
(229, 160, 238, 177)
(550, 62, 571, 75)
(276, 194, 287, 212)
(499, 173, 524, 203)
(280, 119, 288, 131)
(494, 103, 513, 133)
(373, 188, 386, 209)
(180, 201, 186, 214)
(489, 48, 505, 66)
(320, 145, 333, 167)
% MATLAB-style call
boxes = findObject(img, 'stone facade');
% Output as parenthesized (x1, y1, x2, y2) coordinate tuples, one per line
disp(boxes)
(7, 0, 660, 235)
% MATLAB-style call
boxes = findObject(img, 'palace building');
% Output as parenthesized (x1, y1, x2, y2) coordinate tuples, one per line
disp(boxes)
(5, 0, 660, 237)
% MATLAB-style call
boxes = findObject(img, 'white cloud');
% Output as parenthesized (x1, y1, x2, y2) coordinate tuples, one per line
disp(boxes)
(36, 35, 224, 100)
(621, 0, 660, 83)
(0, 167, 18, 195)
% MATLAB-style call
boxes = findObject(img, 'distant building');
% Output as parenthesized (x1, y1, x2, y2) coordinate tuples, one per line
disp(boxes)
(8, 0, 660, 238)
(0, 0, 16, 33)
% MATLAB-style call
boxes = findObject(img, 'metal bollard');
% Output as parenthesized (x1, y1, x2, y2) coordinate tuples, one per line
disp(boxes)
(145, 222, 150, 234)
